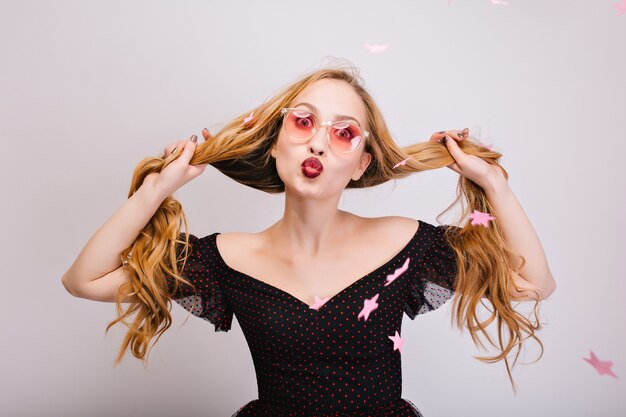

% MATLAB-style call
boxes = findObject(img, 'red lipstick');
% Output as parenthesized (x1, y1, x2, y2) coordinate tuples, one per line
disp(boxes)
(301, 157, 323, 178)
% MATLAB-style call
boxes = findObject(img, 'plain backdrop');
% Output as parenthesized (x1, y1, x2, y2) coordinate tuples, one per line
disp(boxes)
(1, 0, 625, 416)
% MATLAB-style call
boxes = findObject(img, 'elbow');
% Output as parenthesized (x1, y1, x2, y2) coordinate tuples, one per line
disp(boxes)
(542, 279, 557, 300)
(61, 275, 79, 297)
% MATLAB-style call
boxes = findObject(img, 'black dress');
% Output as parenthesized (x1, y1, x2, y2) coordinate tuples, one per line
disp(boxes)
(166, 219, 459, 417)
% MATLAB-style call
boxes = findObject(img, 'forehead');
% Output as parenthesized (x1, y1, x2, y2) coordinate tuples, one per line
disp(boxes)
(291, 79, 367, 127)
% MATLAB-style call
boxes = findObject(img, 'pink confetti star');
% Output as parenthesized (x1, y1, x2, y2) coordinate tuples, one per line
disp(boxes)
(392, 157, 412, 169)
(357, 293, 379, 322)
(384, 257, 411, 287)
(388, 330, 404, 354)
(363, 43, 389, 53)
(243, 111, 255, 124)
(613, 0, 626, 16)
(469, 209, 496, 227)
(309, 296, 331, 310)
(583, 350, 619, 378)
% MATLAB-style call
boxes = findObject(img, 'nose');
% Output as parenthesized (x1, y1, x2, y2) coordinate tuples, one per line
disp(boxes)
(308, 125, 327, 155)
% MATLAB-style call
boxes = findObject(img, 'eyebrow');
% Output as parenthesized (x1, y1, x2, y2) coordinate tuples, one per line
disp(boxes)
(293, 102, 362, 126)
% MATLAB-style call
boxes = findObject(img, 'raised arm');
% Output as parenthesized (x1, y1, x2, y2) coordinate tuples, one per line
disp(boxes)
(61, 134, 206, 302)
(61, 181, 166, 302)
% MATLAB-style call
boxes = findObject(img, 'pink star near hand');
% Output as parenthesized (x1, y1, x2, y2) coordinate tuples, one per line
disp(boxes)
(388, 330, 404, 354)
(363, 43, 389, 53)
(243, 111, 255, 124)
(392, 157, 412, 169)
(384, 257, 410, 287)
(357, 293, 379, 322)
(584, 350, 619, 378)
(469, 209, 496, 227)
(309, 296, 331, 310)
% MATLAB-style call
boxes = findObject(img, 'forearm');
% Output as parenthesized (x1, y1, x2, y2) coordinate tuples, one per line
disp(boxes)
(483, 176, 557, 296)
(61, 183, 166, 290)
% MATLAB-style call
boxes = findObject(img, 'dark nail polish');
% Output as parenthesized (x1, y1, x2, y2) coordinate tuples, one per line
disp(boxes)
(441, 136, 447, 144)
(438, 131, 446, 134)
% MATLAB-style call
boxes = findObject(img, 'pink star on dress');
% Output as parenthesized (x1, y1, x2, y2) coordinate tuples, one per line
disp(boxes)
(384, 257, 410, 287)
(309, 296, 331, 310)
(469, 209, 496, 227)
(583, 350, 619, 378)
(363, 43, 389, 53)
(392, 157, 412, 169)
(357, 293, 379, 322)
(388, 330, 404, 353)
(243, 111, 255, 124)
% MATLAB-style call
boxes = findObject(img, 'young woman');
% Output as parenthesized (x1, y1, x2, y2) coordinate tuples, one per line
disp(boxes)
(62, 62, 556, 417)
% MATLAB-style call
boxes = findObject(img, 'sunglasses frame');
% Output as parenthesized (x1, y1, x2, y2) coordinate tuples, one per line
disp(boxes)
(280, 107, 370, 154)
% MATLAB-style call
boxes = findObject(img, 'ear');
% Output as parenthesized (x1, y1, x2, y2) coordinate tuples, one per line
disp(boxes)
(352, 151, 372, 181)
(270, 142, 276, 159)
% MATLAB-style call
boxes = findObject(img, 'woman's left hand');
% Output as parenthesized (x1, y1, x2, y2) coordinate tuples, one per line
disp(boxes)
(429, 129, 504, 189)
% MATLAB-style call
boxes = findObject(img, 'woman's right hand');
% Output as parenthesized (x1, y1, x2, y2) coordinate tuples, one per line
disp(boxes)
(144, 129, 213, 199)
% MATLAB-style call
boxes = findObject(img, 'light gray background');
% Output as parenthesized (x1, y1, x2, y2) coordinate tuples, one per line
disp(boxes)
(1, 0, 625, 416)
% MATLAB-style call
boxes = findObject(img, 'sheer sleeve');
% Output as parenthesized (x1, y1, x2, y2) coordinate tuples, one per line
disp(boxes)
(166, 233, 234, 332)
(404, 222, 460, 319)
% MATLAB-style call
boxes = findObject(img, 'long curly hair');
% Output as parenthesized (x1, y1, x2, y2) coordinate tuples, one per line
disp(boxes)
(106, 59, 545, 394)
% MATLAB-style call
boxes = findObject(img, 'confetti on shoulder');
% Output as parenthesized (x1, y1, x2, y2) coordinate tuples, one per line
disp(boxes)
(384, 257, 410, 286)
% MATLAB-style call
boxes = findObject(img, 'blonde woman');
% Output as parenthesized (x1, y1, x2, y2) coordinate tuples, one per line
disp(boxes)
(62, 62, 556, 417)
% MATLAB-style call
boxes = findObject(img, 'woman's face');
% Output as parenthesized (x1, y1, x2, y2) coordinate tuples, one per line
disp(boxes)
(270, 79, 372, 199)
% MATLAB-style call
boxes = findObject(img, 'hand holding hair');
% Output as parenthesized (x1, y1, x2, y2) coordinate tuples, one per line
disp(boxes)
(145, 133, 208, 199)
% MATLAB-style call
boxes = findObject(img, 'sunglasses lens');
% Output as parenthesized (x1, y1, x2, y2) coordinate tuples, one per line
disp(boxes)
(329, 122, 362, 153)
(285, 109, 315, 140)
(284, 109, 363, 153)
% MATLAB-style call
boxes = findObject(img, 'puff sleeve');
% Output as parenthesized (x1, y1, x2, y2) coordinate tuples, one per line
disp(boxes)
(404, 223, 460, 319)
(166, 233, 234, 332)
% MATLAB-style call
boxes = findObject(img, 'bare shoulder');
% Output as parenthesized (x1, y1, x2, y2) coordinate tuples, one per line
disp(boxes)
(353, 215, 419, 247)
(365, 215, 419, 234)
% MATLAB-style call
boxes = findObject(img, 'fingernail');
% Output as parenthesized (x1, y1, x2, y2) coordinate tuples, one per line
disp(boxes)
(441, 136, 447, 144)
(191, 135, 197, 143)
(438, 131, 446, 134)
(463, 128, 469, 132)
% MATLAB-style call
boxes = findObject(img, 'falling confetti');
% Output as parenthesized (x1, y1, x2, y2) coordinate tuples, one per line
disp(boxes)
(363, 43, 389, 53)
(384, 257, 411, 286)
(614, 0, 626, 16)
(357, 293, 379, 322)
(388, 331, 404, 353)
(309, 296, 331, 310)
(583, 350, 619, 378)
(469, 209, 496, 227)
(393, 157, 412, 169)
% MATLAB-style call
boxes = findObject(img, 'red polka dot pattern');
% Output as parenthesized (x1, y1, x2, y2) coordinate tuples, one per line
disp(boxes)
(167, 220, 459, 416)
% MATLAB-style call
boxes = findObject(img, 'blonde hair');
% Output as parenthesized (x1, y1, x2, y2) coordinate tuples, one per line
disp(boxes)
(106, 59, 544, 394)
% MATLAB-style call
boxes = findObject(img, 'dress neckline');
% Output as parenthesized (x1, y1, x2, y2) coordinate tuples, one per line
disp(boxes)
(211, 220, 423, 311)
